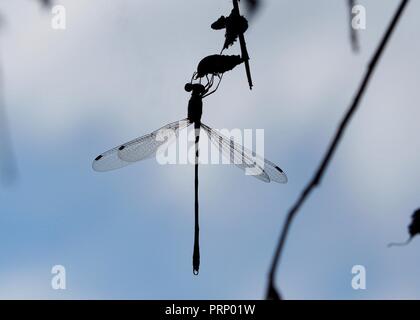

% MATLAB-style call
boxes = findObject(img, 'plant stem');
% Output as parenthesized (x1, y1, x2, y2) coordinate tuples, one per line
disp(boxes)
(266, 0, 410, 299)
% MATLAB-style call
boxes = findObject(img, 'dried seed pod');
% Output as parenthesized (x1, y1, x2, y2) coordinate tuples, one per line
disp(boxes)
(409, 209, 420, 238)
(388, 209, 420, 247)
(211, 16, 227, 30)
(211, 10, 249, 50)
(38, 0, 52, 7)
(196, 54, 243, 79)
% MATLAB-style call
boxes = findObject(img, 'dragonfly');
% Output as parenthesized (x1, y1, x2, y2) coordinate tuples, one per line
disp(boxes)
(93, 84, 287, 276)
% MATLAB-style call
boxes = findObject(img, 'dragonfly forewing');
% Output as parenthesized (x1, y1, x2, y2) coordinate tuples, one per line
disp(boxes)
(92, 119, 192, 172)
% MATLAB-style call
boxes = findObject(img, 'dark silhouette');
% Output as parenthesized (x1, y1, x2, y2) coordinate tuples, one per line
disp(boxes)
(244, 0, 260, 15)
(211, 11, 248, 50)
(38, 0, 52, 7)
(193, 54, 243, 95)
(347, 0, 360, 53)
(0, 21, 17, 185)
(0, 78, 17, 186)
(196, 55, 243, 79)
(93, 0, 288, 275)
(266, 0, 410, 299)
(93, 78, 287, 275)
(0, 0, 52, 186)
(186, 83, 205, 275)
(388, 209, 420, 247)
(212, 0, 253, 90)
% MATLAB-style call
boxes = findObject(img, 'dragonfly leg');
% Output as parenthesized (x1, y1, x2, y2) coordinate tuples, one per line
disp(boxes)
(202, 74, 223, 98)
(190, 71, 198, 83)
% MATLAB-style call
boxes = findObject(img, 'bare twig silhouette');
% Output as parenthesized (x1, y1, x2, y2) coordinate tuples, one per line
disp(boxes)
(347, 0, 360, 52)
(244, 0, 260, 16)
(0, 20, 17, 185)
(38, 0, 52, 7)
(388, 209, 420, 247)
(232, 0, 253, 89)
(0, 65, 18, 185)
(266, 0, 410, 299)
(0, 2, 51, 185)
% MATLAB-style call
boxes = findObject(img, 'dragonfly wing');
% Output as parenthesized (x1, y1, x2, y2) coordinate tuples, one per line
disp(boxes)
(93, 119, 192, 172)
(118, 119, 192, 163)
(201, 123, 287, 184)
(92, 143, 132, 172)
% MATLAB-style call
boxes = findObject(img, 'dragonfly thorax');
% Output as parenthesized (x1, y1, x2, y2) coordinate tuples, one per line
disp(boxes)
(186, 83, 204, 124)
(187, 94, 203, 125)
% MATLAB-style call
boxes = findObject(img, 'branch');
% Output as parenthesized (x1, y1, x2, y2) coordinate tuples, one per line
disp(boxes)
(0, 59, 18, 185)
(38, 0, 53, 7)
(266, 0, 410, 299)
(348, 0, 360, 52)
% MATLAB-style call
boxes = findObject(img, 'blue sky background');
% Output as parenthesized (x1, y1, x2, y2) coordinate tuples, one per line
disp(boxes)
(0, 0, 419, 299)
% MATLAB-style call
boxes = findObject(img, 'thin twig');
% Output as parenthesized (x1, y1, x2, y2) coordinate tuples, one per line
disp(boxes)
(348, 0, 360, 52)
(266, 0, 410, 299)
(0, 38, 18, 185)
(38, 0, 53, 7)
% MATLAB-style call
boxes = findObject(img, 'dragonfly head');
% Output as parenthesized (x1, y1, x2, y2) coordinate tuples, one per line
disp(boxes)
(185, 83, 206, 96)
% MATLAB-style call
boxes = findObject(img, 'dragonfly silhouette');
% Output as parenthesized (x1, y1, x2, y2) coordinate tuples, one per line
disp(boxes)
(93, 71, 287, 276)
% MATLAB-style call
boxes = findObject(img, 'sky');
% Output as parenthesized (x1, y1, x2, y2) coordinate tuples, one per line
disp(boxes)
(0, 0, 419, 299)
